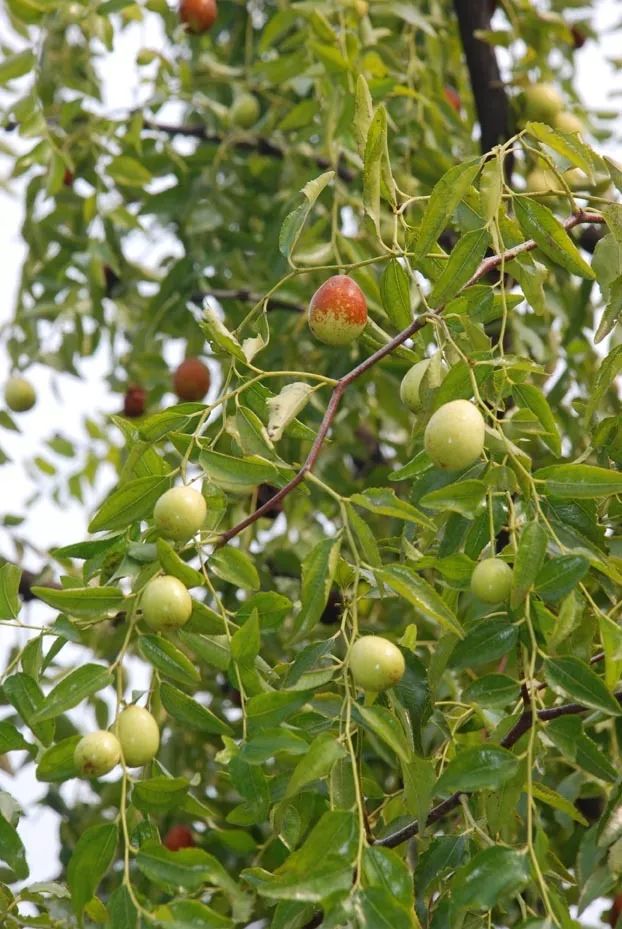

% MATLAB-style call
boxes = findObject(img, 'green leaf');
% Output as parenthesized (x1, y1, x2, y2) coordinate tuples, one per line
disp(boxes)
(595, 275, 622, 343)
(246, 691, 308, 734)
(535, 555, 589, 601)
(231, 610, 260, 665)
(543, 657, 622, 715)
(3, 673, 55, 745)
(156, 539, 204, 588)
(380, 259, 412, 329)
(428, 227, 489, 307)
(546, 716, 617, 782)
(279, 170, 334, 258)
(436, 745, 519, 793)
(89, 475, 171, 532)
(377, 565, 462, 637)
(244, 862, 353, 902)
(0, 813, 28, 880)
(239, 729, 310, 764)
(535, 463, 622, 498)
(531, 781, 589, 826)
(364, 106, 388, 231)
(133, 777, 190, 814)
(419, 479, 486, 518)
(514, 197, 595, 279)
(179, 631, 230, 671)
(0, 721, 31, 754)
(138, 635, 201, 685)
(285, 732, 346, 797)
(31, 664, 113, 723)
(108, 886, 138, 929)
(36, 735, 81, 782)
(67, 822, 117, 919)
(463, 674, 520, 709)
(354, 887, 414, 929)
(450, 620, 518, 670)
(413, 159, 481, 261)
(291, 536, 341, 639)
(209, 547, 260, 591)
(451, 846, 530, 909)
(351, 488, 435, 529)
(511, 520, 547, 608)
(108, 155, 152, 187)
(513, 383, 561, 455)
(585, 345, 622, 421)
(417, 836, 470, 893)
(353, 705, 412, 763)
(525, 121, 598, 178)
(30, 585, 125, 618)
(0, 50, 36, 83)
(0, 564, 21, 619)
(354, 74, 374, 157)
(362, 846, 414, 905)
(160, 682, 233, 736)
(199, 449, 278, 490)
(200, 307, 246, 363)
(153, 899, 233, 928)
(136, 841, 230, 892)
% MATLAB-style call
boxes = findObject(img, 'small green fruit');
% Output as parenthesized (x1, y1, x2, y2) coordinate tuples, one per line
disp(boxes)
(115, 706, 160, 767)
(470, 557, 513, 604)
(308, 275, 368, 346)
(74, 731, 121, 778)
(424, 399, 485, 470)
(349, 635, 405, 692)
(231, 93, 260, 129)
(4, 376, 36, 413)
(141, 575, 193, 631)
(523, 83, 563, 123)
(553, 110, 583, 135)
(400, 355, 445, 412)
(154, 486, 207, 541)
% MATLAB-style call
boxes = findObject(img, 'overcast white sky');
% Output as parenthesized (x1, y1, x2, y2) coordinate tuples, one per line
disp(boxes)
(0, 2, 621, 922)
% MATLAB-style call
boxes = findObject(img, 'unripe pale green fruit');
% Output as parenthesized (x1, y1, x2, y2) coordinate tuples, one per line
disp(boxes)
(553, 110, 583, 135)
(115, 706, 160, 767)
(4, 376, 36, 413)
(74, 731, 121, 778)
(349, 635, 405, 692)
(523, 83, 563, 123)
(525, 167, 558, 195)
(141, 575, 193, 631)
(308, 276, 368, 346)
(400, 356, 445, 412)
(424, 399, 485, 470)
(470, 558, 513, 604)
(154, 486, 207, 541)
(231, 93, 260, 129)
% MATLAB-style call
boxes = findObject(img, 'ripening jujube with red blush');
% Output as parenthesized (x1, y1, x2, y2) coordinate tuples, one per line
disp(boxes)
(308, 275, 368, 346)
(173, 358, 211, 402)
(179, 0, 217, 33)
(123, 385, 146, 418)
(164, 825, 195, 851)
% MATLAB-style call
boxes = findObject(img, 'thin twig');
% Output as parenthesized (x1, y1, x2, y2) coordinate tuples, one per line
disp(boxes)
(190, 288, 304, 313)
(217, 210, 604, 547)
(375, 688, 622, 849)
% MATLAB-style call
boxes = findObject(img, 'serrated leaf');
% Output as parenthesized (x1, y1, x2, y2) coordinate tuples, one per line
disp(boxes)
(156, 539, 204, 588)
(266, 383, 314, 442)
(514, 197, 595, 279)
(544, 657, 621, 715)
(0, 563, 21, 620)
(511, 520, 547, 608)
(351, 488, 435, 529)
(160, 682, 233, 735)
(354, 74, 374, 157)
(285, 732, 346, 797)
(595, 276, 622, 343)
(513, 383, 561, 455)
(535, 463, 622, 498)
(353, 704, 412, 763)
(291, 536, 341, 639)
(377, 564, 462, 636)
(428, 227, 489, 307)
(380, 259, 412, 329)
(279, 171, 334, 258)
(89, 475, 171, 533)
(200, 305, 246, 362)
(413, 159, 481, 261)
(451, 846, 529, 910)
(138, 635, 200, 685)
(30, 585, 125, 618)
(436, 745, 519, 793)
(67, 823, 117, 919)
(209, 547, 260, 590)
(31, 664, 113, 723)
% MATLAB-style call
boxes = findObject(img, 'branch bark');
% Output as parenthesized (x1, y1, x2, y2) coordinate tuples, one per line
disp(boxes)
(453, 0, 514, 178)
(216, 210, 604, 547)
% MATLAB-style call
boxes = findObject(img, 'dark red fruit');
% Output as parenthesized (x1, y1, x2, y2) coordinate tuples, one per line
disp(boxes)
(608, 894, 622, 928)
(320, 590, 342, 625)
(123, 386, 146, 418)
(443, 86, 461, 113)
(179, 0, 217, 33)
(256, 484, 283, 519)
(173, 358, 211, 402)
(104, 265, 121, 297)
(63, 168, 75, 187)
(571, 25, 586, 49)
(164, 825, 195, 851)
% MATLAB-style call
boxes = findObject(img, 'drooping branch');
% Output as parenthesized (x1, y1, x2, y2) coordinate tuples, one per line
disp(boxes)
(375, 689, 622, 849)
(142, 119, 356, 184)
(216, 210, 605, 547)
(453, 0, 514, 179)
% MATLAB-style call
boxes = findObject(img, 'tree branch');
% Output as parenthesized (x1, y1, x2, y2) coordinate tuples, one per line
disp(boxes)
(216, 210, 604, 547)
(375, 688, 622, 849)
(453, 0, 514, 178)
(142, 119, 355, 184)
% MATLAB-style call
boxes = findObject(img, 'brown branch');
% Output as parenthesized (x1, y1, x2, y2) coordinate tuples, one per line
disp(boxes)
(375, 688, 622, 849)
(217, 210, 605, 547)
(190, 288, 304, 313)
(453, 0, 514, 179)
(142, 119, 355, 184)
